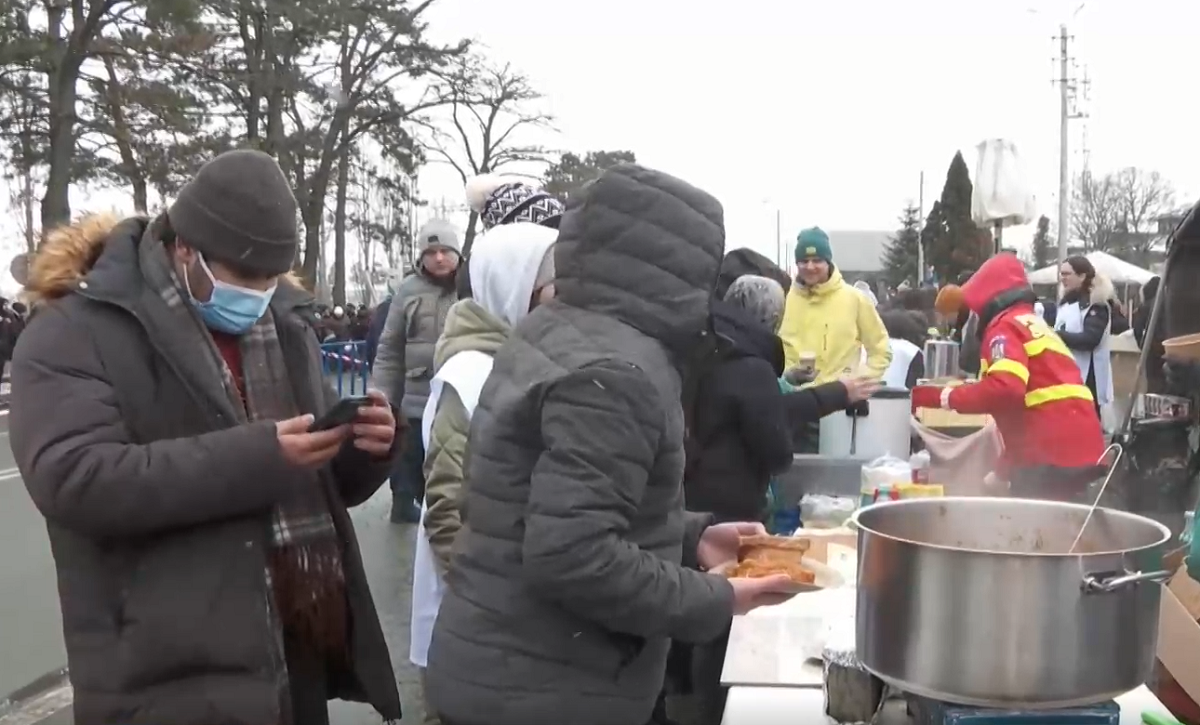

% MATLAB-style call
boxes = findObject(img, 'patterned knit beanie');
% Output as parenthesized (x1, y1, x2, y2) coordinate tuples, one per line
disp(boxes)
(465, 174, 564, 230)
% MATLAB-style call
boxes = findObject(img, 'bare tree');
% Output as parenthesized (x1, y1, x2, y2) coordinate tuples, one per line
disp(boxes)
(421, 54, 553, 254)
(291, 0, 458, 290)
(349, 151, 415, 284)
(1071, 168, 1120, 253)
(1112, 167, 1174, 263)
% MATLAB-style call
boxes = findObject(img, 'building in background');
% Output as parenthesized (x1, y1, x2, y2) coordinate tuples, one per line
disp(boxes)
(824, 230, 892, 287)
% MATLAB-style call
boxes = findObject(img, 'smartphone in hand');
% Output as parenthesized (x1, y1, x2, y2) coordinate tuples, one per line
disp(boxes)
(308, 396, 371, 432)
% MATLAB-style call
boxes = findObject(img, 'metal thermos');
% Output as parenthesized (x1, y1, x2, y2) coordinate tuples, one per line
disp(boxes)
(923, 339, 961, 380)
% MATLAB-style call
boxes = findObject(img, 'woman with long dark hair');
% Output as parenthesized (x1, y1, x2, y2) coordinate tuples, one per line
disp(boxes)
(1054, 256, 1113, 423)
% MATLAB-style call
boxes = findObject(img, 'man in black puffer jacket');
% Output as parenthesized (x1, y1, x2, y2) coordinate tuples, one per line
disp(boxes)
(424, 165, 794, 725)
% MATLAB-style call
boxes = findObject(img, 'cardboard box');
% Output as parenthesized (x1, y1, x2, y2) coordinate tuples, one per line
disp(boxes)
(1156, 552, 1200, 722)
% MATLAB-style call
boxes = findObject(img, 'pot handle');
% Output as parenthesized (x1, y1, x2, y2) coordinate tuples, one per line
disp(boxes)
(1082, 569, 1173, 594)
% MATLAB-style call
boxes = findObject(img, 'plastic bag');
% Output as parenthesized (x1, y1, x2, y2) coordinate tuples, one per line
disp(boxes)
(800, 494, 857, 529)
(971, 138, 1037, 227)
(861, 454, 912, 490)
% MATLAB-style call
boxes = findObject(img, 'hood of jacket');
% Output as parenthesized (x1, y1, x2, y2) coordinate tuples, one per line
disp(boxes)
(853, 279, 878, 306)
(24, 212, 310, 312)
(552, 164, 725, 354)
(433, 299, 509, 369)
(797, 265, 847, 299)
(961, 253, 1033, 316)
(711, 298, 784, 376)
(469, 222, 557, 329)
(715, 247, 791, 298)
(962, 253, 1037, 337)
(1084, 274, 1114, 306)
(434, 222, 558, 370)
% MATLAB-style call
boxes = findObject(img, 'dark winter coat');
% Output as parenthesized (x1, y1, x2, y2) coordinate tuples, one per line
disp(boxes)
(1133, 278, 1165, 393)
(684, 300, 848, 522)
(9, 214, 401, 725)
(365, 293, 392, 368)
(424, 164, 734, 725)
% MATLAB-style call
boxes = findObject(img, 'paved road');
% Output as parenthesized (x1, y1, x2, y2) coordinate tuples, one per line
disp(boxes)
(0, 409, 427, 724)
(0, 414, 65, 702)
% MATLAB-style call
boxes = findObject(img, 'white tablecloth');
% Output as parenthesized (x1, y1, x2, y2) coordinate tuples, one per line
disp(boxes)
(720, 685, 1173, 725)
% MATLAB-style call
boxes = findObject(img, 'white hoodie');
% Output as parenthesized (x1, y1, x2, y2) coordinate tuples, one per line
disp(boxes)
(469, 222, 558, 329)
(410, 221, 558, 669)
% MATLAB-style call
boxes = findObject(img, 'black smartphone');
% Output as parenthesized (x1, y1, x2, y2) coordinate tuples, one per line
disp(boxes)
(308, 396, 371, 432)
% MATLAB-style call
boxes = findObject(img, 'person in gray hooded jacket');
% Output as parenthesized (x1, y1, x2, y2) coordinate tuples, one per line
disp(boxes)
(423, 164, 794, 725)
(373, 220, 460, 522)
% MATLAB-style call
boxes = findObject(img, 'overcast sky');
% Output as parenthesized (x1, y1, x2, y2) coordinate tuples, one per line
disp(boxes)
(4, 0, 1196, 293)
(418, 0, 1200, 266)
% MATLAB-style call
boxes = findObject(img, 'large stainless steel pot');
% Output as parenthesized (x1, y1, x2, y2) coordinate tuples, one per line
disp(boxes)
(851, 497, 1171, 708)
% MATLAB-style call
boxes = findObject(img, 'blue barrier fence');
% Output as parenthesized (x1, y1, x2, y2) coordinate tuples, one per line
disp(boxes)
(321, 340, 370, 396)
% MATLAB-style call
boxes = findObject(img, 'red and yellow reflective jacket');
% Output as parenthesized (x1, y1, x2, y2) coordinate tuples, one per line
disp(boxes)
(917, 255, 1104, 478)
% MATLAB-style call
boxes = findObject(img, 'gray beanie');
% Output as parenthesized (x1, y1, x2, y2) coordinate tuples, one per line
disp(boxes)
(169, 149, 299, 276)
(416, 219, 462, 256)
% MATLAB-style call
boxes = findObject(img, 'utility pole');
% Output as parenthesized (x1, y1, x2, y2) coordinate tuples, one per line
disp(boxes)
(916, 171, 925, 286)
(1053, 25, 1087, 269)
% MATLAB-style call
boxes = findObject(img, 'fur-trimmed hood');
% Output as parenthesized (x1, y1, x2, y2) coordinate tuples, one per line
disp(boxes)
(23, 212, 306, 308)
(24, 212, 128, 306)
(1088, 273, 1114, 305)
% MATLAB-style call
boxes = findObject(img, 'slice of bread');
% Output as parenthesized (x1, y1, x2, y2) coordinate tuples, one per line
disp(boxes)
(732, 535, 815, 584)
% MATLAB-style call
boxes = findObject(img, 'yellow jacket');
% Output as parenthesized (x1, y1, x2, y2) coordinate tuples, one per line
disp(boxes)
(779, 268, 892, 384)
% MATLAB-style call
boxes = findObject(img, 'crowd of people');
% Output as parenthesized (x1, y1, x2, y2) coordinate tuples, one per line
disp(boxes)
(312, 302, 372, 343)
(0, 296, 28, 375)
(4, 147, 1162, 725)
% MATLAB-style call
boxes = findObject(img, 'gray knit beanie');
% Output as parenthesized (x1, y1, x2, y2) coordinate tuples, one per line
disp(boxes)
(169, 149, 299, 276)
(416, 219, 462, 256)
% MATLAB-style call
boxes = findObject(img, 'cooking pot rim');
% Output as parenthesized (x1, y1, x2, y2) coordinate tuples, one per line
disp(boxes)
(849, 496, 1172, 558)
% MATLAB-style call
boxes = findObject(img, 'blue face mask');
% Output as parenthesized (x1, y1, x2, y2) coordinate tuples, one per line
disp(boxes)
(185, 254, 276, 334)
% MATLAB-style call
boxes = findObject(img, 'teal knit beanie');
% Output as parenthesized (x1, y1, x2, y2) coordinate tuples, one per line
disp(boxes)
(795, 227, 832, 264)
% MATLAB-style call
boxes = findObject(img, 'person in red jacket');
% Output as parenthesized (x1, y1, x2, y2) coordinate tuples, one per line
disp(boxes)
(912, 254, 1106, 502)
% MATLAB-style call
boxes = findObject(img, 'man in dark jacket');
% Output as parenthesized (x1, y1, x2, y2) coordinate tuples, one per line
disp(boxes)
(423, 165, 794, 725)
(365, 293, 392, 368)
(10, 149, 402, 725)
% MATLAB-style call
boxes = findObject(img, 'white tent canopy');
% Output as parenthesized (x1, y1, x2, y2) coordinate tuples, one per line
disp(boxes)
(1027, 251, 1156, 286)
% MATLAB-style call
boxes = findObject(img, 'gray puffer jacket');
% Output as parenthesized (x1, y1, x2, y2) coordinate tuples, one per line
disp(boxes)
(372, 271, 456, 419)
(424, 164, 734, 725)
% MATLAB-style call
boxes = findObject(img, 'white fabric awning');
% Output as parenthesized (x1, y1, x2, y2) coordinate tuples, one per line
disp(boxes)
(1026, 251, 1157, 286)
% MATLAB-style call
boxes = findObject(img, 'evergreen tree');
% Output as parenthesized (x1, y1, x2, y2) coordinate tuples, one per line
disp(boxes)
(543, 150, 637, 199)
(881, 203, 922, 287)
(1032, 215, 1054, 269)
(924, 151, 992, 281)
